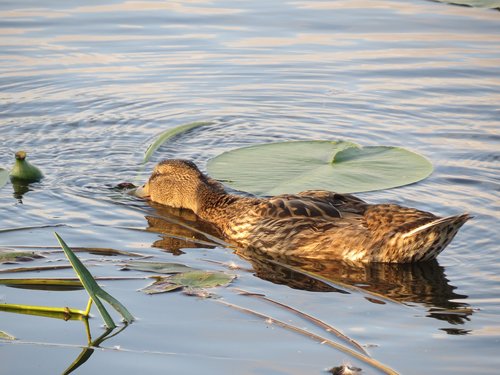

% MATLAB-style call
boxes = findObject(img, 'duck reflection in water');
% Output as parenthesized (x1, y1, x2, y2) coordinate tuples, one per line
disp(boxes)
(141, 199, 472, 327)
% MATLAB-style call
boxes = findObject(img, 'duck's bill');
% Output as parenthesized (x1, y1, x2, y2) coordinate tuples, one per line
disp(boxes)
(134, 185, 150, 199)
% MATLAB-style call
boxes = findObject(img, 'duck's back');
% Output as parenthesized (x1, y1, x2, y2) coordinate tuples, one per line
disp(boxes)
(224, 190, 469, 263)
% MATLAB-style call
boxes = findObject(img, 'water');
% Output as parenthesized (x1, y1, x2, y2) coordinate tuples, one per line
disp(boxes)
(1, 0, 499, 374)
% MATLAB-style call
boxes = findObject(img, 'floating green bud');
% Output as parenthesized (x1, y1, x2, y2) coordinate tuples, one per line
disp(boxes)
(9, 151, 44, 183)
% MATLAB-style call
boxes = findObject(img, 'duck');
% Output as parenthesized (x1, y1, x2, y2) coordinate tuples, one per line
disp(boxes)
(135, 159, 470, 263)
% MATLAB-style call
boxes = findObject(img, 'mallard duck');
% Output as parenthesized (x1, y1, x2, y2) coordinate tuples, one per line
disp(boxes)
(136, 159, 470, 263)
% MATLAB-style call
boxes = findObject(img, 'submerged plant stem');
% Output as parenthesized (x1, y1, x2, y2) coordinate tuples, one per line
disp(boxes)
(235, 288, 368, 356)
(217, 299, 399, 375)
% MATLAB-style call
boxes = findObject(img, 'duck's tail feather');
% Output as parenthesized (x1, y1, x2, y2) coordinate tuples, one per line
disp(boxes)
(385, 213, 471, 263)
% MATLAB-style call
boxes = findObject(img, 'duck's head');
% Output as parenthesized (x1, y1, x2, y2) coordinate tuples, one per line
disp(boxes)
(136, 159, 224, 213)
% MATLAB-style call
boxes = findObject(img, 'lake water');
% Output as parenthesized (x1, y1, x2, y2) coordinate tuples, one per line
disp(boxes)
(1, 0, 499, 374)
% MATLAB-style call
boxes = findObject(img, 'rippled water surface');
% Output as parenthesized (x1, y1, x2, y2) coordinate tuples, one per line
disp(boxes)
(1, 1, 499, 374)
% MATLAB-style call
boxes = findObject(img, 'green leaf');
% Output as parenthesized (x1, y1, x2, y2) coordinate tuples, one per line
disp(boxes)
(0, 330, 16, 340)
(121, 261, 194, 274)
(54, 233, 134, 328)
(140, 271, 235, 294)
(144, 121, 213, 163)
(207, 141, 433, 195)
(0, 303, 87, 321)
(0, 168, 8, 189)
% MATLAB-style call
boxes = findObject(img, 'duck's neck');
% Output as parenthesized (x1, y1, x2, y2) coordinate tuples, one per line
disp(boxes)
(195, 187, 235, 220)
(194, 183, 251, 224)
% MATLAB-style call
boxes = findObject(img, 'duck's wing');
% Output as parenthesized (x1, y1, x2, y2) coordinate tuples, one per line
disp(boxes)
(363, 204, 437, 232)
(255, 191, 366, 220)
(296, 190, 368, 215)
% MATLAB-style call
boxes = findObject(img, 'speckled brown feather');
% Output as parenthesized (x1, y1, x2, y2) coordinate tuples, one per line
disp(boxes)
(140, 159, 471, 263)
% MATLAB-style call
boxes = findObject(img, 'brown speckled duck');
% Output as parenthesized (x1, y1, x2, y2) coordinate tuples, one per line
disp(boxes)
(136, 159, 470, 263)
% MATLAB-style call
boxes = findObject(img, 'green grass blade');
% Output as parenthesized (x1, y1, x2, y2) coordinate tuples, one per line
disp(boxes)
(0, 303, 87, 321)
(88, 294, 116, 329)
(143, 121, 212, 163)
(96, 288, 134, 324)
(54, 232, 116, 328)
(54, 232, 133, 328)
(54, 233, 101, 295)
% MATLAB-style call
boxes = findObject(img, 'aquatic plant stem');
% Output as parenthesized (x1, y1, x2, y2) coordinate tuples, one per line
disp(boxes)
(234, 288, 368, 356)
(84, 297, 93, 317)
(217, 300, 399, 375)
(0, 303, 87, 321)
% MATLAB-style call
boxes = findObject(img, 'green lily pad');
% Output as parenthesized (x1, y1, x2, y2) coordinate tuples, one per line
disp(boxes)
(0, 168, 8, 189)
(121, 261, 194, 274)
(144, 121, 213, 163)
(207, 141, 433, 195)
(140, 270, 235, 294)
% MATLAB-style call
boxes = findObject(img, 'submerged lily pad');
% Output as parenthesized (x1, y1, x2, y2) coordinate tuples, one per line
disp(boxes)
(121, 261, 194, 274)
(0, 250, 44, 263)
(141, 270, 235, 294)
(207, 141, 433, 195)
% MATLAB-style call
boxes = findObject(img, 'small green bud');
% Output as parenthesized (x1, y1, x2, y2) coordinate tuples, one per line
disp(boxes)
(9, 151, 44, 183)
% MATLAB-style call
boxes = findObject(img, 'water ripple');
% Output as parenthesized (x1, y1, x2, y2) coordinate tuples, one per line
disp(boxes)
(1, 1, 499, 373)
